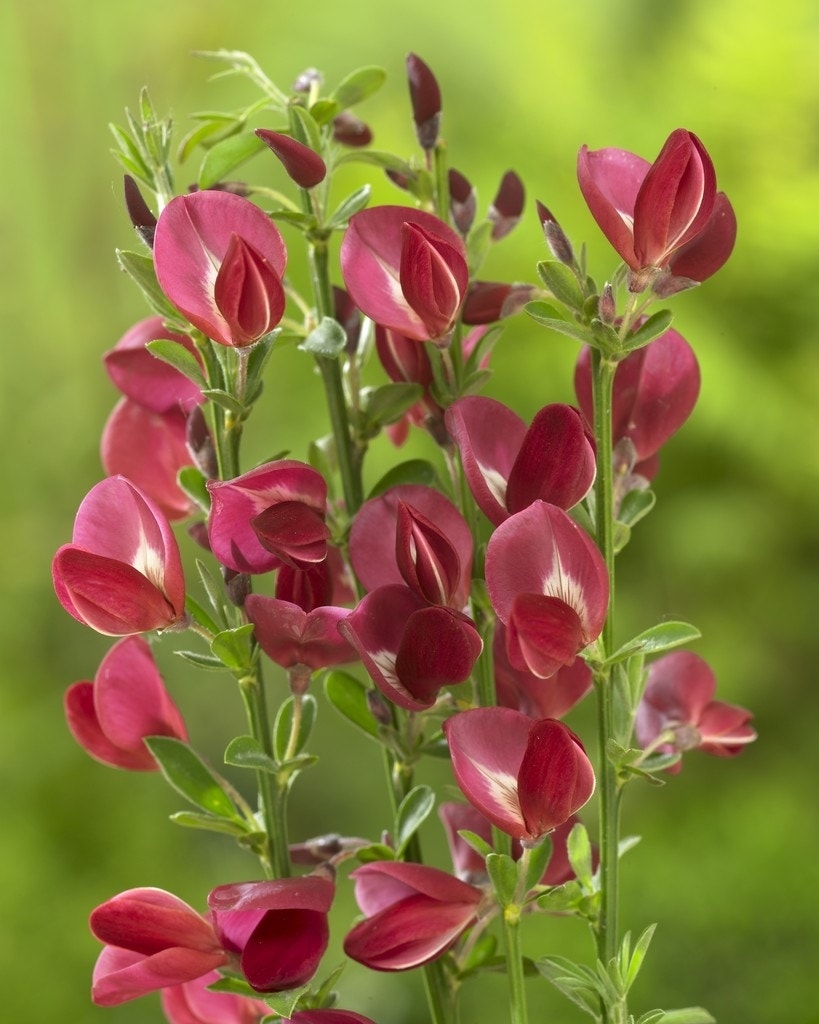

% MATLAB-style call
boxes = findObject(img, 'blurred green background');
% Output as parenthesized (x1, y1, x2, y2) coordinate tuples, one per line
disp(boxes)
(2, 0, 817, 1021)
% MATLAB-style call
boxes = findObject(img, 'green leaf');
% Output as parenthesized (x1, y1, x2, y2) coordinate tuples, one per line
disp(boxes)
(625, 923, 656, 990)
(523, 835, 553, 893)
(308, 98, 340, 126)
(144, 338, 207, 389)
(177, 117, 238, 164)
(355, 842, 396, 863)
(116, 250, 181, 320)
(618, 488, 656, 529)
(169, 811, 249, 836)
(536, 880, 584, 913)
(656, 1011, 716, 1024)
(605, 622, 701, 666)
(174, 648, 225, 671)
(636, 1012, 667, 1024)
(457, 829, 493, 860)
(367, 459, 443, 498)
(536, 957, 603, 1019)
(244, 331, 279, 405)
(199, 131, 266, 189)
(196, 558, 229, 622)
(395, 785, 435, 856)
(224, 734, 278, 773)
(274, 694, 318, 761)
(337, 149, 414, 174)
(465, 220, 493, 276)
(331, 66, 386, 109)
(621, 309, 674, 353)
(567, 821, 594, 889)
(486, 852, 518, 907)
(201, 388, 249, 418)
(323, 670, 380, 739)
(260, 985, 309, 1019)
(326, 184, 371, 229)
(145, 737, 239, 819)
(288, 104, 321, 153)
(537, 260, 586, 311)
(211, 622, 256, 671)
(459, 930, 497, 975)
(184, 594, 222, 636)
(299, 317, 348, 357)
(207, 974, 259, 997)
(177, 466, 211, 514)
(360, 382, 424, 433)
(524, 301, 594, 345)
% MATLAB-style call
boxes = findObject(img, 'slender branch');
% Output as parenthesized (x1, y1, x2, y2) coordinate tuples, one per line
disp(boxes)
(502, 904, 528, 1024)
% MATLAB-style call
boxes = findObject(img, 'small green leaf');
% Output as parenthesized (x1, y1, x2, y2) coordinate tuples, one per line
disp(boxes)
(355, 842, 396, 863)
(196, 558, 228, 622)
(169, 811, 249, 836)
(636, 1011, 667, 1024)
(211, 622, 256, 671)
(224, 735, 278, 773)
(288, 104, 321, 153)
(116, 250, 181, 321)
(523, 836, 553, 893)
(184, 594, 222, 636)
(337, 149, 414, 174)
(486, 852, 518, 907)
(201, 388, 249, 418)
(524, 301, 595, 345)
(323, 670, 380, 739)
(367, 459, 443, 498)
(621, 309, 674, 353)
(199, 131, 266, 189)
(360, 382, 424, 433)
(207, 974, 259, 997)
(395, 785, 435, 856)
(260, 986, 309, 1019)
(625, 923, 657, 990)
(331, 66, 386, 109)
(605, 622, 701, 666)
(326, 185, 371, 229)
(457, 829, 493, 860)
(174, 649, 225, 671)
(178, 466, 211, 513)
(145, 737, 239, 819)
(537, 260, 585, 311)
(460, 931, 498, 974)
(567, 822, 594, 889)
(657, 1010, 716, 1024)
(274, 694, 318, 761)
(536, 880, 584, 913)
(299, 317, 348, 357)
(618, 488, 656, 529)
(465, 220, 493, 276)
(308, 98, 340, 125)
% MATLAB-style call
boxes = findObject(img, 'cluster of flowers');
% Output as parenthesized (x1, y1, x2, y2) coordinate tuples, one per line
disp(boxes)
(52, 54, 755, 1024)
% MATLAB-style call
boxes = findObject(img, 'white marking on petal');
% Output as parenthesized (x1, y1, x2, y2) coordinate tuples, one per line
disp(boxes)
(470, 763, 522, 821)
(476, 462, 507, 507)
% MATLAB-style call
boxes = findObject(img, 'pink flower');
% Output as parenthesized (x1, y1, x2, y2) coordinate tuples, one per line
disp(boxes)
(444, 708, 595, 843)
(341, 206, 468, 342)
(154, 190, 287, 347)
(208, 876, 333, 993)
(635, 651, 756, 773)
(207, 460, 328, 575)
(339, 584, 482, 711)
(161, 971, 268, 1024)
(446, 397, 596, 526)
(245, 594, 355, 672)
(103, 316, 203, 414)
(577, 128, 736, 289)
(65, 636, 187, 770)
(485, 502, 609, 678)
(52, 476, 186, 635)
(574, 327, 700, 466)
(90, 888, 226, 1006)
(344, 861, 482, 970)
(494, 623, 593, 720)
(286, 1013, 378, 1024)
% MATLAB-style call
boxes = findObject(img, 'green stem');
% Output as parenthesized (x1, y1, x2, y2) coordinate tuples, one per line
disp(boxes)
(502, 905, 528, 1024)
(240, 667, 291, 879)
(591, 349, 620, 973)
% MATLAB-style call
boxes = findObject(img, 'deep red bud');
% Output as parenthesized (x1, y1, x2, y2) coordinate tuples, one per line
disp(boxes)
(332, 112, 373, 148)
(395, 501, 462, 606)
(448, 169, 476, 234)
(251, 501, 330, 569)
(255, 129, 327, 188)
(598, 283, 616, 324)
(123, 175, 157, 247)
(489, 170, 525, 240)
(406, 53, 442, 150)
(462, 281, 537, 324)
(536, 201, 574, 264)
(213, 234, 286, 347)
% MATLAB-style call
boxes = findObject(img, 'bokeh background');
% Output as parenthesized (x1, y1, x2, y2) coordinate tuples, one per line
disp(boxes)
(2, 0, 817, 1021)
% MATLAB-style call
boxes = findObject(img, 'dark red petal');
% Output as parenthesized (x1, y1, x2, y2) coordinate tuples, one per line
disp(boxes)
(517, 720, 595, 839)
(506, 593, 585, 679)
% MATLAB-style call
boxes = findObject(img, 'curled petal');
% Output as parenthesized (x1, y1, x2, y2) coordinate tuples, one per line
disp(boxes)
(577, 145, 649, 268)
(506, 593, 586, 679)
(399, 222, 467, 339)
(213, 234, 286, 347)
(494, 624, 593, 719)
(668, 191, 737, 281)
(245, 594, 354, 671)
(517, 719, 595, 838)
(251, 500, 330, 569)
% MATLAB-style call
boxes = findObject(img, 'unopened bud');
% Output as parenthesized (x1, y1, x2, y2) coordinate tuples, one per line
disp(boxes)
(367, 688, 394, 727)
(332, 112, 373, 148)
(598, 283, 616, 324)
(406, 53, 442, 150)
(448, 168, 476, 234)
(292, 67, 323, 94)
(224, 569, 251, 607)
(255, 129, 327, 189)
(488, 170, 525, 240)
(123, 175, 157, 248)
(186, 406, 218, 478)
(537, 201, 574, 265)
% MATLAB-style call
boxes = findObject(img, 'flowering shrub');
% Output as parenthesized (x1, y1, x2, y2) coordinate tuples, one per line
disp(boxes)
(53, 51, 753, 1024)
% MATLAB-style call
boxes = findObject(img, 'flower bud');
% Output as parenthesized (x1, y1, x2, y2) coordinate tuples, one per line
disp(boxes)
(123, 175, 157, 247)
(406, 53, 441, 150)
(255, 128, 327, 189)
(488, 170, 525, 240)
(449, 168, 476, 234)
(332, 111, 373, 148)
(536, 201, 574, 265)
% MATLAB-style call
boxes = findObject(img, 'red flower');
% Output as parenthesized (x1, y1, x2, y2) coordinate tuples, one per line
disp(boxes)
(208, 877, 333, 993)
(245, 594, 355, 672)
(577, 128, 736, 290)
(341, 206, 468, 343)
(65, 636, 186, 770)
(255, 129, 327, 188)
(52, 476, 186, 635)
(444, 708, 595, 843)
(635, 651, 756, 773)
(154, 191, 287, 347)
(161, 970, 268, 1024)
(90, 888, 226, 1006)
(344, 861, 482, 970)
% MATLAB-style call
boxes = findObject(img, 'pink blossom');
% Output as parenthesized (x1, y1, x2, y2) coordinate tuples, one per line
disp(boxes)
(161, 970, 268, 1024)
(90, 888, 226, 1006)
(65, 636, 186, 770)
(208, 876, 333, 993)
(245, 594, 355, 672)
(444, 708, 595, 843)
(493, 623, 593, 719)
(635, 651, 756, 773)
(577, 128, 736, 289)
(286, 1012, 379, 1024)
(52, 476, 186, 635)
(344, 861, 482, 970)
(154, 190, 287, 347)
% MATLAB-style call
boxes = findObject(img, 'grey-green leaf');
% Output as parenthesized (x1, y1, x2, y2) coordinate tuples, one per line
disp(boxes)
(199, 131, 266, 189)
(323, 670, 380, 739)
(145, 736, 239, 819)
(299, 317, 348, 357)
(605, 622, 701, 666)
(395, 785, 435, 856)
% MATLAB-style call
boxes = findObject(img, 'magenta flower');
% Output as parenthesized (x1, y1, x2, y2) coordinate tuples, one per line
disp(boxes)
(461, 281, 537, 324)
(208, 876, 333, 993)
(101, 398, 194, 521)
(286, 1012, 378, 1024)
(65, 636, 186, 770)
(154, 190, 287, 347)
(90, 888, 227, 1006)
(444, 707, 595, 843)
(446, 397, 596, 526)
(52, 476, 186, 635)
(486, 502, 609, 678)
(245, 593, 355, 673)
(161, 970, 268, 1024)
(103, 316, 204, 414)
(207, 460, 328, 575)
(574, 327, 700, 468)
(349, 484, 473, 610)
(344, 861, 482, 971)
(341, 206, 468, 343)
(494, 623, 593, 720)
(256, 129, 327, 188)
(577, 128, 736, 289)
(339, 584, 482, 711)
(635, 651, 756, 773)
